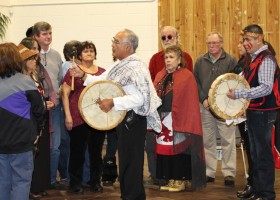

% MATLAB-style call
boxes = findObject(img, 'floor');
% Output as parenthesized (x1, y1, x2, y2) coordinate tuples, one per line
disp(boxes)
(41, 147, 280, 200)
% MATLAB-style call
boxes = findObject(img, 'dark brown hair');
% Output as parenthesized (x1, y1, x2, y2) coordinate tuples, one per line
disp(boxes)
(0, 43, 23, 78)
(77, 41, 97, 60)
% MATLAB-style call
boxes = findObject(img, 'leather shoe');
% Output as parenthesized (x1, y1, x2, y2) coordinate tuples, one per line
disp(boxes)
(103, 180, 114, 186)
(237, 184, 254, 198)
(206, 176, 215, 183)
(224, 176, 235, 186)
(240, 194, 264, 200)
(67, 185, 84, 195)
(91, 184, 103, 193)
(29, 193, 41, 200)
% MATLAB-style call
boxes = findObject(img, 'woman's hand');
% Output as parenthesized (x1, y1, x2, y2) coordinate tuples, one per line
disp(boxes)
(46, 100, 55, 110)
(65, 114, 73, 131)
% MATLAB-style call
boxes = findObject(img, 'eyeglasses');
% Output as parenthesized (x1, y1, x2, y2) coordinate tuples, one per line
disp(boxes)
(206, 41, 221, 46)
(27, 55, 38, 61)
(112, 37, 127, 44)
(161, 35, 174, 41)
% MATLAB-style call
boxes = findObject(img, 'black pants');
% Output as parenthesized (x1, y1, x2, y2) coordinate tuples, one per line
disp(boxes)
(68, 124, 105, 187)
(117, 111, 146, 200)
(102, 128, 118, 182)
(238, 121, 253, 186)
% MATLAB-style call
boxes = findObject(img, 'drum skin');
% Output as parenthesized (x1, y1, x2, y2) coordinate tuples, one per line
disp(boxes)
(208, 73, 250, 120)
(78, 80, 127, 130)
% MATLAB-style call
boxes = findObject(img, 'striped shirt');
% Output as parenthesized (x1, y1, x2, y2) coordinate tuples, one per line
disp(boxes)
(234, 45, 276, 100)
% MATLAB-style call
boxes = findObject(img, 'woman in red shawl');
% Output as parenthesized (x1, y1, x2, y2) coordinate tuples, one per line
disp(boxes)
(154, 45, 206, 192)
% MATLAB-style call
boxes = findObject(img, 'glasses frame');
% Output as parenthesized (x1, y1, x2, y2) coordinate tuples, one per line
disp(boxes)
(27, 55, 38, 61)
(206, 41, 222, 46)
(161, 35, 174, 41)
(111, 37, 128, 45)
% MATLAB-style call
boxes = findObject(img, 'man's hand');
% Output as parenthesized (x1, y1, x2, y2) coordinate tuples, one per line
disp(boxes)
(227, 89, 236, 99)
(97, 98, 114, 113)
(203, 99, 210, 110)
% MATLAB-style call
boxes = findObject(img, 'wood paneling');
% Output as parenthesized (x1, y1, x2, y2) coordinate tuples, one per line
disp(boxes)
(158, 0, 280, 64)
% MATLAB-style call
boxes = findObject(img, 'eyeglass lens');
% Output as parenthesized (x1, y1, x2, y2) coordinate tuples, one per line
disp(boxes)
(161, 35, 173, 41)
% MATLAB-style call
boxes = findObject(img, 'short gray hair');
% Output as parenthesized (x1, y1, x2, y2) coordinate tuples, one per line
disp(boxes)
(123, 29, 138, 52)
(160, 26, 178, 37)
(207, 31, 223, 42)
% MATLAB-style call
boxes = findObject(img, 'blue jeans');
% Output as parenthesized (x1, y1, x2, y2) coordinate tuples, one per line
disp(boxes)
(0, 151, 33, 200)
(58, 109, 70, 181)
(50, 102, 62, 184)
(247, 110, 277, 200)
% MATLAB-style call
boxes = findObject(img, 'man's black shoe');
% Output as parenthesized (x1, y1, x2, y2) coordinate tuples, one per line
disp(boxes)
(90, 184, 103, 193)
(67, 185, 84, 195)
(50, 182, 68, 190)
(237, 184, 254, 198)
(240, 194, 263, 200)
(224, 176, 235, 186)
(103, 180, 114, 186)
(206, 176, 215, 183)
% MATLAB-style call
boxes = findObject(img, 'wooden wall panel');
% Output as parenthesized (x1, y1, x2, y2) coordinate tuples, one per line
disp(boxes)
(158, 0, 280, 64)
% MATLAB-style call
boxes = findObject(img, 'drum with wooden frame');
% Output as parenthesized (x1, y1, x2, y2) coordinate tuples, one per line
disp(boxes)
(78, 80, 127, 131)
(208, 73, 250, 120)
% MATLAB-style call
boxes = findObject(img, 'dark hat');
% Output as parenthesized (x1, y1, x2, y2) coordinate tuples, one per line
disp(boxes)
(18, 44, 37, 61)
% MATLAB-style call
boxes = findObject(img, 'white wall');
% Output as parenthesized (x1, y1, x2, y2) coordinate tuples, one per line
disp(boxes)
(1, 0, 158, 68)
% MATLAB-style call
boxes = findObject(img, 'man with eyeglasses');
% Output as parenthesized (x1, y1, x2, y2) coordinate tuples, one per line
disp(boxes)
(144, 26, 193, 187)
(73, 29, 162, 200)
(227, 24, 279, 200)
(149, 26, 193, 81)
(194, 31, 237, 186)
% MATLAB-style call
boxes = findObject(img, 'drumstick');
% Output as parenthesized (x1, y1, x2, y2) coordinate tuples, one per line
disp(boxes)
(240, 142, 249, 179)
(71, 55, 75, 91)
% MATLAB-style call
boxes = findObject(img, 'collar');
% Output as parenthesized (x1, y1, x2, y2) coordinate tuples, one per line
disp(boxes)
(40, 47, 50, 54)
(250, 45, 268, 60)
(121, 53, 137, 62)
(206, 49, 225, 63)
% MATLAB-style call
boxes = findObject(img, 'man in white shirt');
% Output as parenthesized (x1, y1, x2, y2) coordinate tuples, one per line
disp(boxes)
(74, 29, 161, 200)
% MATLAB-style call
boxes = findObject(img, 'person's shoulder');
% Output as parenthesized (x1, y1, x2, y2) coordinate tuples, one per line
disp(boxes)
(196, 52, 208, 61)
(62, 61, 71, 68)
(226, 52, 237, 62)
(150, 51, 163, 59)
(13, 73, 37, 90)
(182, 51, 191, 57)
(50, 48, 62, 59)
(178, 67, 192, 76)
(98, 66, 106, 72)
(50, 48, 60, 54)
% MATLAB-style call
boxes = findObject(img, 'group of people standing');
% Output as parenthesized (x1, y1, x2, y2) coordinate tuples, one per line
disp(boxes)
(0, 21, 278, 200)
(144, 24, 279, 200)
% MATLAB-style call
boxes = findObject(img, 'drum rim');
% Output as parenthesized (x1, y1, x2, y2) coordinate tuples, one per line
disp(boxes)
(208, 73, 250, 120)
(78, 80, 127, 130)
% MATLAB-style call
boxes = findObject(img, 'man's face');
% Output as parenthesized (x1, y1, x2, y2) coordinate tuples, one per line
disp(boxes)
(111, 32, 129, 60)
(161, 29, 177, 49)
(35, 29, 52, 47)
(242, 35, 261, 54)
(206, 34, 223, 56)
